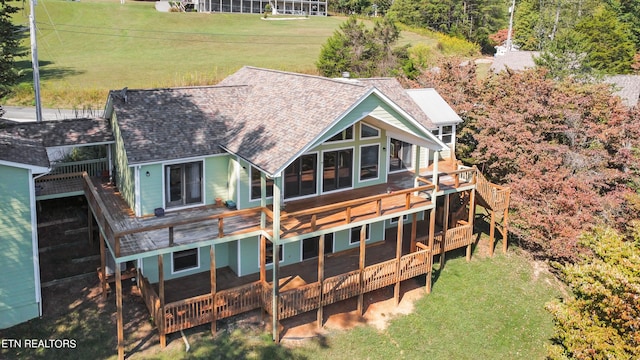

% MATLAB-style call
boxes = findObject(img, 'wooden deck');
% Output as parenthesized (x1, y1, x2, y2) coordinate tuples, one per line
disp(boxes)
(84, 170, 465, 258)
(155, 223, 428, 303)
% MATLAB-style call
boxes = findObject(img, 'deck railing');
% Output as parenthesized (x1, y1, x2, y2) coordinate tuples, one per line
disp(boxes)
(138, 273, 163, 331)
(51, 158, 108, 177)
(164, 294, 213, 334)
(149, 247, 435, 336)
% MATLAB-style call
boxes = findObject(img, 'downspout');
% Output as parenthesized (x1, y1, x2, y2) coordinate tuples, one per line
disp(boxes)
(271, 174, 282, 342)
(28, 170, 43, 316)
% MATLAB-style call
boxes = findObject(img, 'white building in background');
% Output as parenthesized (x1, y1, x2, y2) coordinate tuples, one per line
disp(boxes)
(193, 0, 327, 15)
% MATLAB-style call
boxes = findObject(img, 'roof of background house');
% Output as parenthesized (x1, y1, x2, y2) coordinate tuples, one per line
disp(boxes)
(0, 118, 113, 168)
(405, 89, 463, 125)
(490, 51, 540, 73)
(109, 66, 447, 175)
(603, 75, 640, 107)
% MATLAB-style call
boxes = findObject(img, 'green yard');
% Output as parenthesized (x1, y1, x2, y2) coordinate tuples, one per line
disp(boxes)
(8, 0, 437, 108)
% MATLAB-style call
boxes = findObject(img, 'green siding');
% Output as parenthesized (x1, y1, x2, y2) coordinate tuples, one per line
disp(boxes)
(141, 243, 230, 283)
(227, 158, 239, 208)
(140, 164, 163, 216)
(111, 114, 135, 210)
(205, 155, 230, 206)
(238, 236, 299, 276)
(0, 165, 39, 329)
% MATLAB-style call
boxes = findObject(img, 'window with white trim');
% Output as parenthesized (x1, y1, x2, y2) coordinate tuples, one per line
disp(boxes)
(360, 144, 379, 181)
(264, 240, 283, 265)
(172, 248, 199, 273)
(349, 224, 370, 244)
(165, 161, 203, 208)
(441, 125, 453, 144)
(326, 125, 353, 142)
(360, 123, 380, 138)
(389, 214, 409, 224)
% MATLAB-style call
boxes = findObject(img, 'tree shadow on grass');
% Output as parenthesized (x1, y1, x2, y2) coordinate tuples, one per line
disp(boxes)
(15, 59, 85, 83)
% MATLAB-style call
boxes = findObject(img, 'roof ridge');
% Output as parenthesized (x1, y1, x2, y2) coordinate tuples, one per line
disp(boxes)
(242, 66, 367, 87)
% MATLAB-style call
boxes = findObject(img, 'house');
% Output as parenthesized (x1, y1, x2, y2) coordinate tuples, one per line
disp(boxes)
(193, 0, 327, 15)
(0, 67, 509, 360)
(490, 50, 540, 73)
(0, 118, 113, 329)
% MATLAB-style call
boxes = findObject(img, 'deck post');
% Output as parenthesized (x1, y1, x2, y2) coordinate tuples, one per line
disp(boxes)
(88, 207, 94, 246)
(158, 254, 166, 348)
(440, 193, 450, 268)
(357, 224, 366, 316)
(489, 210, 496, 256)
(426, 206, 436, 294)
(466, 189, 476, 262)
(260, 235, 266, 283)
(410, 213, 417, 253)
(115, 261, 124, 360)
(394, 217, 403, 305)
(271, 175, 282, 343)
(210, 245, 216, 335)
(502, 191, 510, 254)
(100, 233, 107, 300)
(413, 145, 421, 191)
(260, 172, 266, 229)
(317, 234, 325, 328)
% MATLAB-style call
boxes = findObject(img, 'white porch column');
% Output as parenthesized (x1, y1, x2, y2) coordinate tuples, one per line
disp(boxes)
(260, 172, 266, 229)
(413, 145, 421, 189)
(432, 150, 440, 189)
(271, 174, 282, 342)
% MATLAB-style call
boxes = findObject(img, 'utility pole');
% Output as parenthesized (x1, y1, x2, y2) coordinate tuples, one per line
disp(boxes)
(29, 0, 43, 122)
(506, 0, 516, 51)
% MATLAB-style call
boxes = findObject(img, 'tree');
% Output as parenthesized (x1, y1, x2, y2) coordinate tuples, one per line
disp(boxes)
(0, 0, 24, 115)
(546, 226, 640, 359)
(406, 61, 639, 261)
(316, 17, 408, 78)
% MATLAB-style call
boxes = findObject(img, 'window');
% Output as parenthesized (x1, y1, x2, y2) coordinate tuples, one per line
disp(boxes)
(360, 144, 379, 181)
(165, 161, 203, 208)
(264, 240, 283, 266)
(284, 154, 317, 199)
(389, 138, 413, 172)
(349, 224, 370, 244)
(389, 214, 409, 224)
(250, 166, 274, 200)
(360, 123, 379, 138)
(326, 125, 353, 142)
(323, 149, 353, 192)
(172, 248, 199, 273)
(302, 233, 334, 260)
(441, 125, 453, 144)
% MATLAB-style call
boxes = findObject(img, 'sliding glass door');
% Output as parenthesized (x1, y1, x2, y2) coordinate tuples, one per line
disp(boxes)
(284, 154, 317, 199)
(165, 161, 203, 208)
(322, 149, 353, 192)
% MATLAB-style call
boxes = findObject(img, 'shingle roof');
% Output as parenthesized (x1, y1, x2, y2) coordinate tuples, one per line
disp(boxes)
(109, 67, 443, 175)
(109, 86, 245, 165)
(603, 75, 640, 107)
(0, 118, 113, 168)
(406, 89, 462, 125)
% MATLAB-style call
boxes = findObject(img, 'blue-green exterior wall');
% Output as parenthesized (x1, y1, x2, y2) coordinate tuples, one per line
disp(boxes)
(0, 165, 39, 329)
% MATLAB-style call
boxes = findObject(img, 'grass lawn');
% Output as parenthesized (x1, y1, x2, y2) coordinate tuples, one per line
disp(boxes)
(7, 0, 438, 108)
(0, 246, 564, 360)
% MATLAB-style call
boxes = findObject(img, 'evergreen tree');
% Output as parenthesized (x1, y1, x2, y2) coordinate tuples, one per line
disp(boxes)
(0, 0, 24, 116)
(316, 17, 407, 78)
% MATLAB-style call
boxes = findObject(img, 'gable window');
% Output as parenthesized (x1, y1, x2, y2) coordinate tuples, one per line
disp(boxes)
(349, 224, 370, 244)
(389, 138, 413, 172)
(165, 161, 203, 208)
(323, 149, 353, 192)
(326, 125, 353, 142)
(250, 166, 274, 200)
(172, 248, 199, 273)
(359, 144, 379, 181)
(284, 154, 317, 199)
(360, 123, 380, 138)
